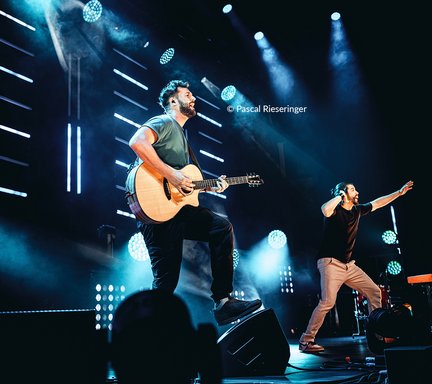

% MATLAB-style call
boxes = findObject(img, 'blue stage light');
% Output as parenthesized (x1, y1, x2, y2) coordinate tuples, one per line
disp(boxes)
(254, 31, 264, 41)
(83, 0, 103, 23)
(128, 233, 149, 261)
(386, 260, 402, 276)
(160, 48, 175, 64)
(382, 230, 397, 245)
(222, 4, 232, 14)
(267, 230, 287, 249)
(233, 249, 240, 269)
(221, 85, 236, 101)
(331, 12, 341, 21)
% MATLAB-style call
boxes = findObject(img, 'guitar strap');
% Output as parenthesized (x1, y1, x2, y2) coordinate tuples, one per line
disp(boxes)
(187, 142, 202, 173)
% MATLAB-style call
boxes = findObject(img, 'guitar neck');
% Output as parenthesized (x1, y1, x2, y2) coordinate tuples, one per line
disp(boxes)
(194, 176, 250, 190)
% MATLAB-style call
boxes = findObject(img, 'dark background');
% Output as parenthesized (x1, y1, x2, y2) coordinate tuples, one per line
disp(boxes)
(0, 0, 427, 336)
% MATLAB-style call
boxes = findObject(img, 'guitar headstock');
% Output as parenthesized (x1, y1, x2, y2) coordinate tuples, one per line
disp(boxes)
(246, 173, 264, 187)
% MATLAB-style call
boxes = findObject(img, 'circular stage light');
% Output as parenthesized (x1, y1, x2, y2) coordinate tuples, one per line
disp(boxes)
(160, 48, 175, 64)
(386, 260, 402, 275)
(382, 230, 397, 244)
(83, 0, 103, 23)
(221, 85, 236, 102)
(128, 232, 149, 261)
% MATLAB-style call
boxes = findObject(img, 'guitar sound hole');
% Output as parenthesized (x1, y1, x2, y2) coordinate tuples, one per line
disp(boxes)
(181, 187, 193, 196)
(163, 178, 171, 200)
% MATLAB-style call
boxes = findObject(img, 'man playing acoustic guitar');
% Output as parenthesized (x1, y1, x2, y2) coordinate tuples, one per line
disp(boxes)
(128, 79, 262, 326)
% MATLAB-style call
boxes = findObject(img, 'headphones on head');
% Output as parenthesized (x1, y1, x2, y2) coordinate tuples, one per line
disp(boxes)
(331, 182, 348, 198)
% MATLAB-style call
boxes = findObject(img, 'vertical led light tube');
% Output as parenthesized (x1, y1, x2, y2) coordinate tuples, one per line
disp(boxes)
(77, 125, 81, 194)
(67, 123, 72, 192)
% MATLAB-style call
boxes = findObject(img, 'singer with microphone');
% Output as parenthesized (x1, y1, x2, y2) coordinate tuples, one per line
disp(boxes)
(298, 180, 414, 353)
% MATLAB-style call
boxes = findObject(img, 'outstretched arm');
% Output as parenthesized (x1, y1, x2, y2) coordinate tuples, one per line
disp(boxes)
(370, 180, 414, 212)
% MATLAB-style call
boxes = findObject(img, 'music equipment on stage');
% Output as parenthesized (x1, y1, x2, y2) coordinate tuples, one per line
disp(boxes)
(385, 345, 432, 384)
(352, 285, 391, 337)
(125, 163, 264, 224)
(407, 273, 432, 332)
(217, 308, 290, 377)
(365, 274, 432, 354)
(407, 273, 432, 284)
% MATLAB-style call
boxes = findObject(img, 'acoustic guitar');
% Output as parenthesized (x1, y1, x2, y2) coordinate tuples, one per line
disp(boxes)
(125, 162, 263, 224)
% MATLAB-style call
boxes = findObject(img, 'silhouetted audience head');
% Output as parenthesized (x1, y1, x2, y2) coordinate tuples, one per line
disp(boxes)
(110, 289, 221, 384)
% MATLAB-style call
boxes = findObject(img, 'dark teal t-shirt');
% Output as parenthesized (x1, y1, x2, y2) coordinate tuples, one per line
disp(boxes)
(143, 114, 189, 169)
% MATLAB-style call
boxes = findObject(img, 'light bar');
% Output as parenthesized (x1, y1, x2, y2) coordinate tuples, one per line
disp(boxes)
(205, 191, 227, 199)
(114, 136, 129, 145)
(0, 186, 27, 197)
(77, 126, 81, 194)
(198, 131, 222, 144)
(0, 124, 30, 138)
(0, 65, 33, 83)
(0, 10, 36, 31)
(0, 38, 34, 56)
(116, 209, 135, 219)
(0, 95, 31, 110)
(0, 156, 29, 166)
(197, 112, 222, 127)
(195, 95, 220, 110)
(113, 69, 148, 90)
(113, 48, 148, 70)
(114, 91, 148, 110)
(115, 160, 129, 168)
(199, 150, 224, 163)
(67, 123, 71, 192)
(114, 112, 141, 128)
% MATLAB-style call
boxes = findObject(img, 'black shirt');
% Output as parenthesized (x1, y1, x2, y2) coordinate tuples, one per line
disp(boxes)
(317, 203, 372, 263)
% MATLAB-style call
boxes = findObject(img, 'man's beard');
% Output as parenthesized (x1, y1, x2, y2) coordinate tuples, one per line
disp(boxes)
(179, 102, 196, 118)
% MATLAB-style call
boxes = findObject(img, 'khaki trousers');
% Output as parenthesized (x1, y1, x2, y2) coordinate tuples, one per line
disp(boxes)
(300, 257, 382, 343)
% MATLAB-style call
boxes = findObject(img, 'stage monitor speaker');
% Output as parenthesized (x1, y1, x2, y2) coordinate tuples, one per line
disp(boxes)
(217, 308, 290, 377)
(384, 345, 432, 384)
(0, 309, 107, 384)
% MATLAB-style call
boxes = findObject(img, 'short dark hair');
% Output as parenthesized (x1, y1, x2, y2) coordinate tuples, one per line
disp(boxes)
(331, 181, 352, 197)
(158, 79, 190, 108)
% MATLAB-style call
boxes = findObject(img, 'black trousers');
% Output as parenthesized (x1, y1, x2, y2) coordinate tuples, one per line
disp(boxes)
(138, 205, 234, 302)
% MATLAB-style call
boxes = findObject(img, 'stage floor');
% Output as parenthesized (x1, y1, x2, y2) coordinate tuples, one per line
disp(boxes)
(105, 335, 388, 383)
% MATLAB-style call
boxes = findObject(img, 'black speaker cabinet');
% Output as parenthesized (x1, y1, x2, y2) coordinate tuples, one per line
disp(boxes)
(385, 345, 432, 384)
(217, 308, 290, 377)
(0, 309, 107, 384)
